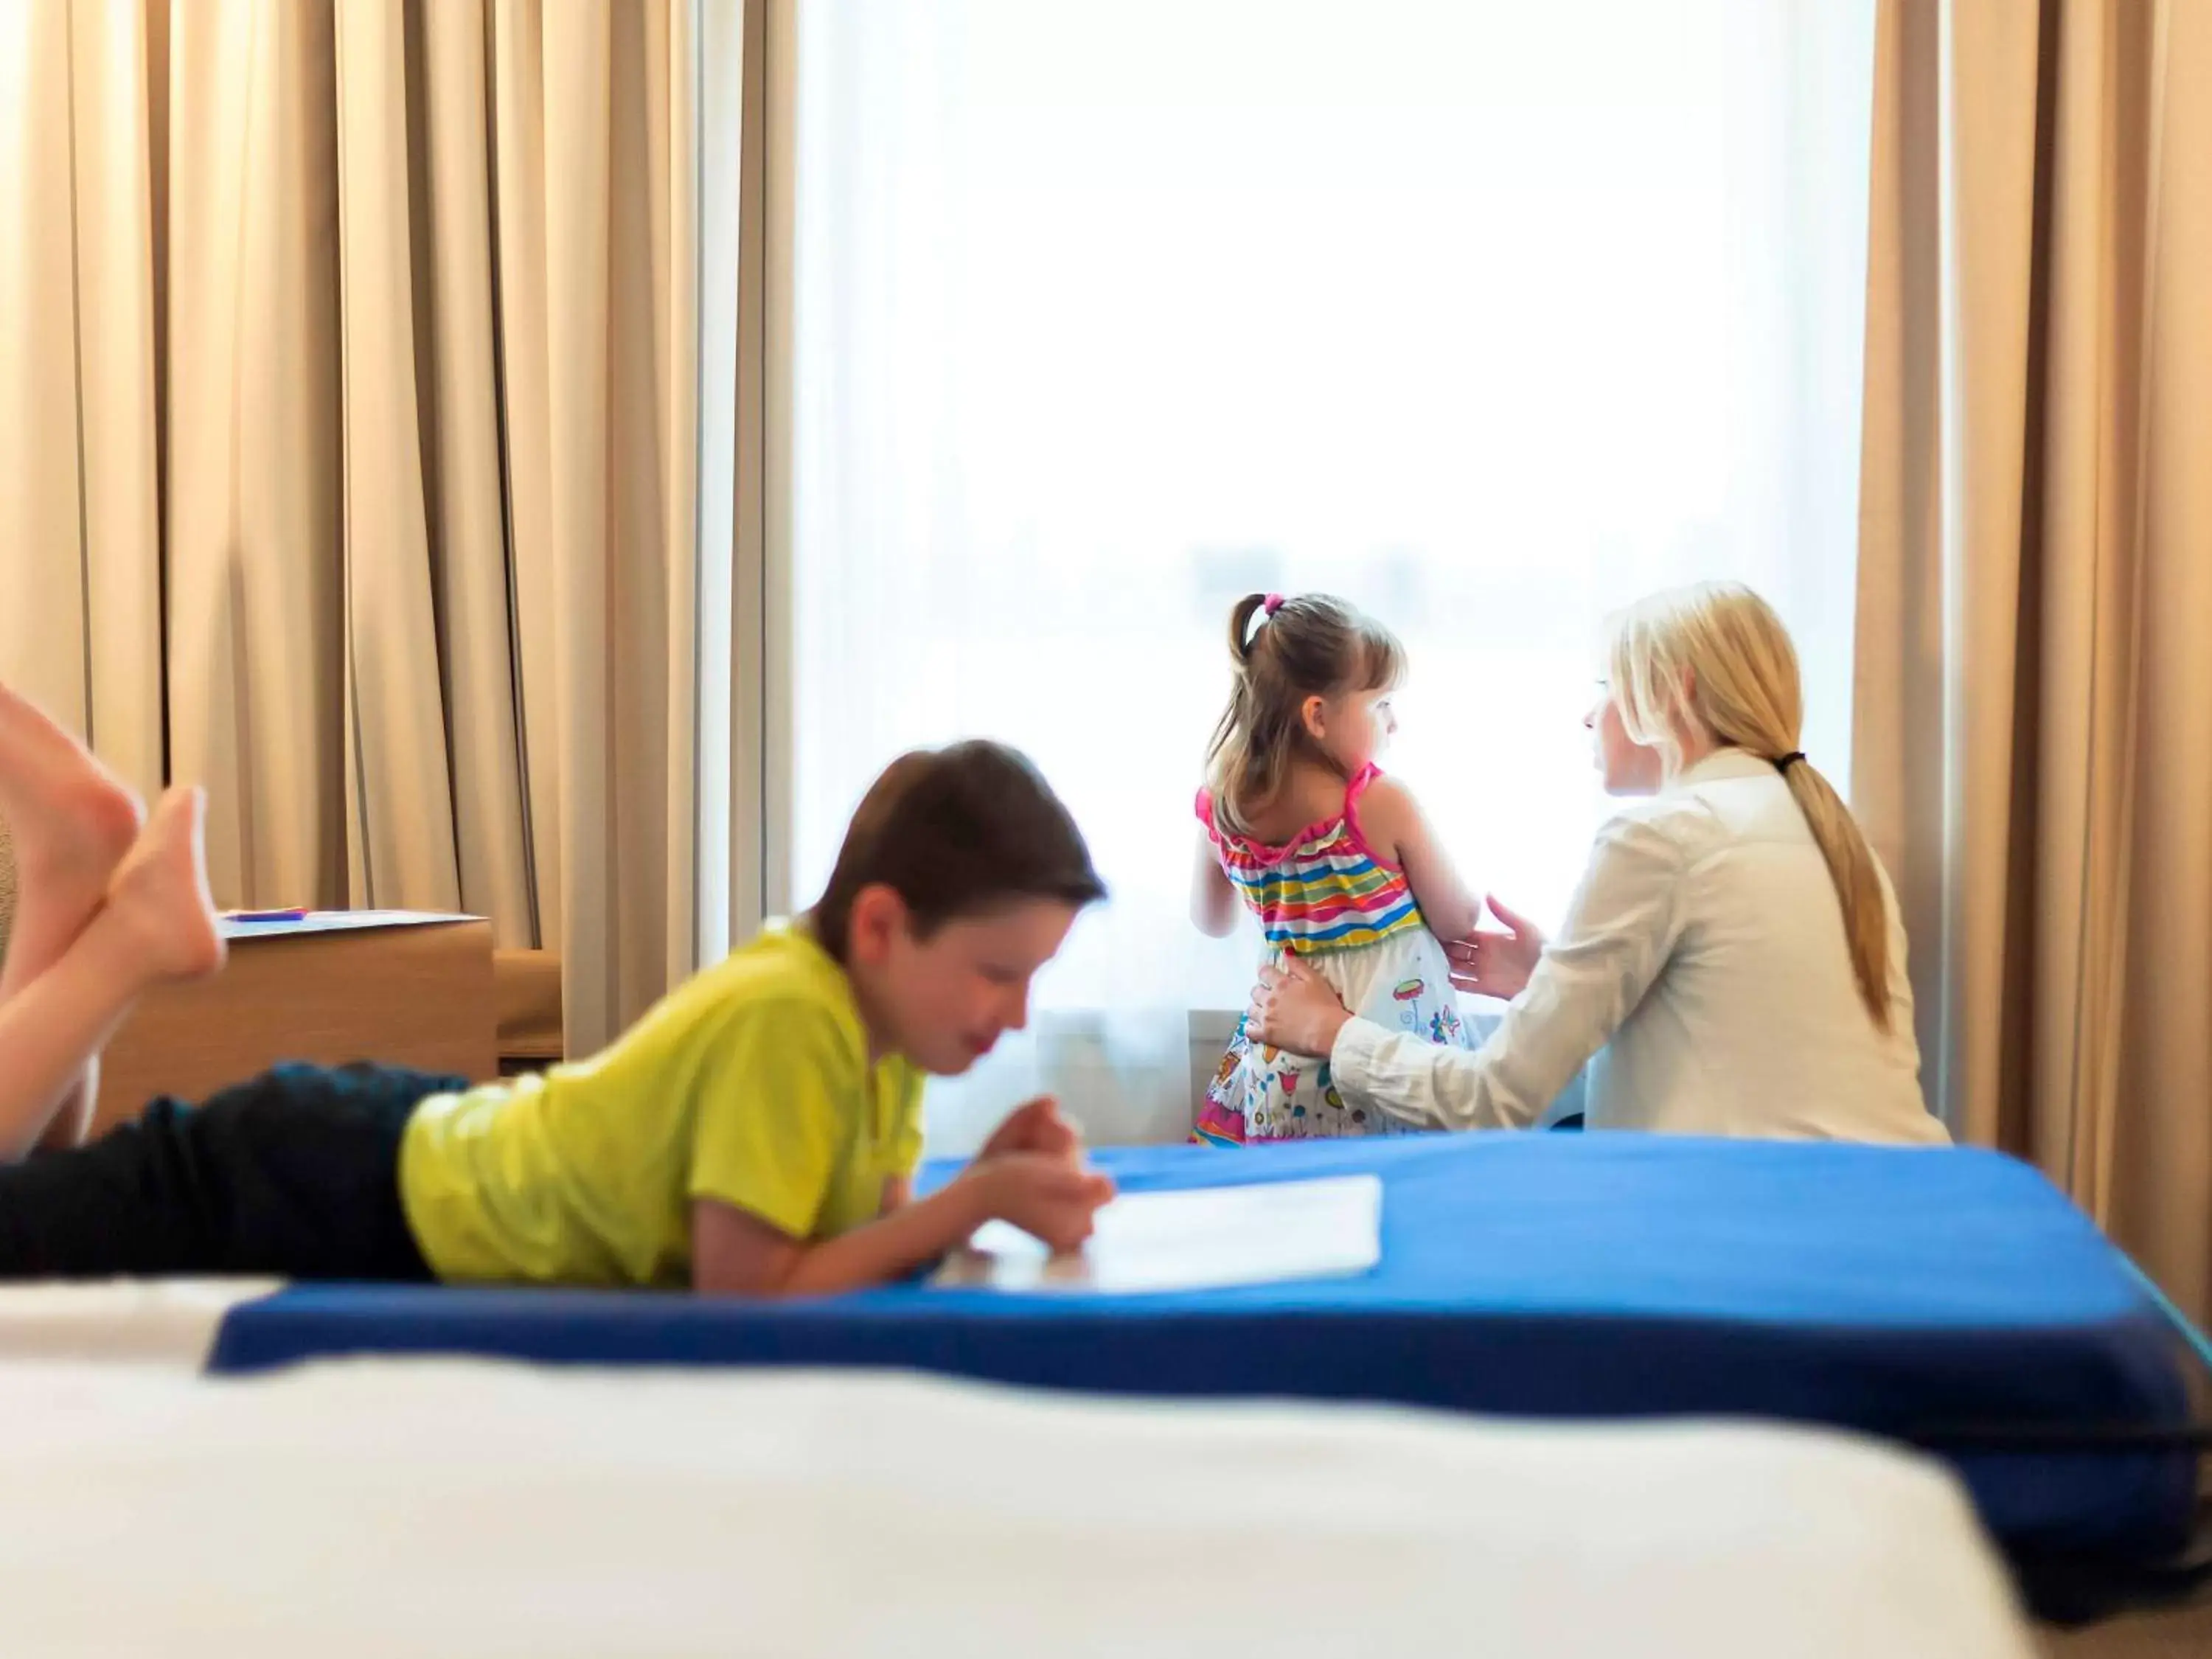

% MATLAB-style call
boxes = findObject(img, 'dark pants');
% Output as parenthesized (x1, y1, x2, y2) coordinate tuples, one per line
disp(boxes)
(0, 1062, 463, 1281)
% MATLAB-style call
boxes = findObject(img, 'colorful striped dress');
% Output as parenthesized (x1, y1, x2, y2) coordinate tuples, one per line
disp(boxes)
(1194, 764, 1473, 1144)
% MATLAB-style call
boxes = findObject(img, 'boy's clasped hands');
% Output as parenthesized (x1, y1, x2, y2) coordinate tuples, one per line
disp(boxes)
(953, 1095, 1116, 1255)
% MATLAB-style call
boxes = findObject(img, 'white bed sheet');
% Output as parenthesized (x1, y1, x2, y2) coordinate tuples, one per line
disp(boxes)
(0, 1359, 2032, 1658)
(0, 1276, 278, 1365)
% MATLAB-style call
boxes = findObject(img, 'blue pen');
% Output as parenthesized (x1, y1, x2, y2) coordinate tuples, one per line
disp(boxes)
(229, 908, 310, 923)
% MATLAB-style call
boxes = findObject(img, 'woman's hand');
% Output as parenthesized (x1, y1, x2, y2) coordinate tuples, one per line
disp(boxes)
(1247, 956, 1354, 1057)
(1445, 894, 1547, 1004)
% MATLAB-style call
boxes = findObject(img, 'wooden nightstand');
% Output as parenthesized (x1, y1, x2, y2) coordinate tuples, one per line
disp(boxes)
(94, 912, 498, 1136)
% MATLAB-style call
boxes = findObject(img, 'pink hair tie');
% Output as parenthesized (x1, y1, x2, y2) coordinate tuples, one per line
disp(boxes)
(1262, 593, 1285, 616)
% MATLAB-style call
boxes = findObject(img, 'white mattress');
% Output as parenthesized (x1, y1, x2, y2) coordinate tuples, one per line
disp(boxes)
(0, 1276, 276, 1364)
(0, 1359, 2033, 1658)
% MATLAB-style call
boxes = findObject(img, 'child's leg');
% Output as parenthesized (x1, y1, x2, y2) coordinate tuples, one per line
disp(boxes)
(0, 683, 150, 1149)
(0, 787, 223, 1161)
(0, 1060, 453, 1281)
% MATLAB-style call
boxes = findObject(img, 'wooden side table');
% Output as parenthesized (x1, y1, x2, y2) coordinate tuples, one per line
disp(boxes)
(94, 912, 498, 1137)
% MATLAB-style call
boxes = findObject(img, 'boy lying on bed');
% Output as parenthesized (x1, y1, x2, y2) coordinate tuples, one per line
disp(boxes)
(0, 681, 1115, 1293)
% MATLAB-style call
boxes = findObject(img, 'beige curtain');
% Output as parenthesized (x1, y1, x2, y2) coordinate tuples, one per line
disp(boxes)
(1857, 0, 2212, 1320)
(0, 0, 725, 1055)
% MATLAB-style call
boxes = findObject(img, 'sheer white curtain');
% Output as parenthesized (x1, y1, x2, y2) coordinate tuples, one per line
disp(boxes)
(787, 0, 1877, 1151)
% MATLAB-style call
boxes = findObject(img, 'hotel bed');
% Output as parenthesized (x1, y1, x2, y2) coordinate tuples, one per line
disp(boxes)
(4, 1133, 2203, 1612)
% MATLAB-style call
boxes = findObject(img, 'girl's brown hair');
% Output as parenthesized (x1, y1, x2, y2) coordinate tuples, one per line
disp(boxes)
(1203, 593, 1405, 838)
(1607, 580, 1893, 1029)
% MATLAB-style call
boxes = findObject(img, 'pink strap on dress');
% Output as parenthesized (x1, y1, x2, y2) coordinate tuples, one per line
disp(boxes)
(1339, 762, 1396, 869)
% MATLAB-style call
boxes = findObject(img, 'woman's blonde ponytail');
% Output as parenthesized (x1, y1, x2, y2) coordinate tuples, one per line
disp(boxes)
(1778, 755, 1892, 1028)
(1607, 582, 1892, 1029)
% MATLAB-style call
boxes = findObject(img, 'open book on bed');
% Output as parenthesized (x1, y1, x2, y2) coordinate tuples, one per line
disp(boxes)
(932, 1173, 1382, 1294)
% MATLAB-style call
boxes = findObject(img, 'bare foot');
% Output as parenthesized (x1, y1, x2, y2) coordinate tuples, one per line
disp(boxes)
(0, 683, 145, 916)
(105, 787, 226, 983)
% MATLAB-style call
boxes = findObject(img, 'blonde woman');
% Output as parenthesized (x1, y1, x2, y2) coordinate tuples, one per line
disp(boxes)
(1246, 581, 1948, 1144)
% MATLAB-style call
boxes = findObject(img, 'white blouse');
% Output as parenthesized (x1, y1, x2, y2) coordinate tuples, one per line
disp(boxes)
(1329, 749, 1949, 1144)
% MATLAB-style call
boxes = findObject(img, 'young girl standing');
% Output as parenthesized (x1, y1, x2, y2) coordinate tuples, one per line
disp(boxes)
(1190, 593, 1481, 1144)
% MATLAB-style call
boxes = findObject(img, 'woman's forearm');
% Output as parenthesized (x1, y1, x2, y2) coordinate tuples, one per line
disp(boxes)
(1328, 1017, 1546, 1132)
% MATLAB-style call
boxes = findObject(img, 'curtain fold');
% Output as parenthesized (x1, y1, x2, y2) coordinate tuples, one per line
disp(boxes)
(1, 0, 729, 1057)
(1856, 0, 2212, 1319)
(334, 0, 463, 914)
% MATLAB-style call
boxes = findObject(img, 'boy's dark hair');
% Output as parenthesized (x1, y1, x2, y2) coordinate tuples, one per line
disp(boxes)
(812, 740, 1107, 961)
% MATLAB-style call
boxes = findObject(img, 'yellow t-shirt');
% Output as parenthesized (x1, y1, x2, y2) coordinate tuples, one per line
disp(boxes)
(397, 924, 926, 1287)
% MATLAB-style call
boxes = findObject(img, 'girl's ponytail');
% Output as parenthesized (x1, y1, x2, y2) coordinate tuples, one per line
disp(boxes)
(1228, 593, 1269, 668)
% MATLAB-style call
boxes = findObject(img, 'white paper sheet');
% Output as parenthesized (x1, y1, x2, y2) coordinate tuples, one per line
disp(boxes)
(934, 1174, 1382, 1293)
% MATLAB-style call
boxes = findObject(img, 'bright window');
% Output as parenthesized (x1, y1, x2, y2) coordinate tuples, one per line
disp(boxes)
(790, 0, 1878, 1147)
